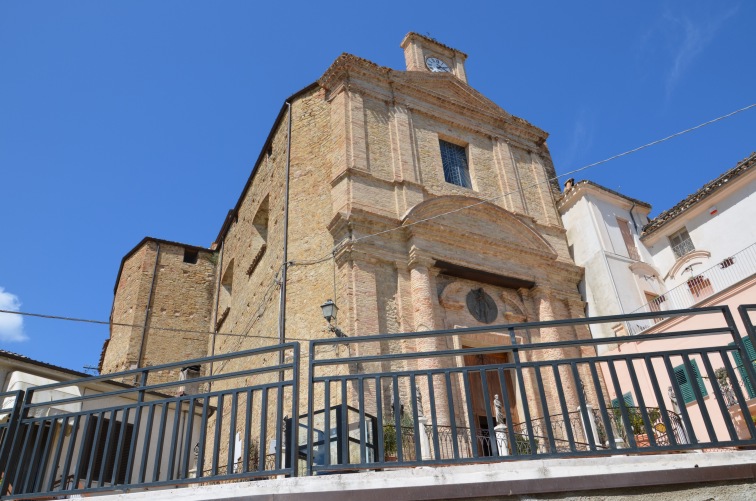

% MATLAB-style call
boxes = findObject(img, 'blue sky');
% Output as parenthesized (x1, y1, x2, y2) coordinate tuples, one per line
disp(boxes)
(0, 1, 753, 372)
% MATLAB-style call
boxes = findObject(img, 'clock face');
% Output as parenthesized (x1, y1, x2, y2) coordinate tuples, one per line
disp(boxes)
(425, 57, 451, 73)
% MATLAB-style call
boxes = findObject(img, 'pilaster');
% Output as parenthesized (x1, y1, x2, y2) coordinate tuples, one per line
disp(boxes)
(347, 89, 368, 172)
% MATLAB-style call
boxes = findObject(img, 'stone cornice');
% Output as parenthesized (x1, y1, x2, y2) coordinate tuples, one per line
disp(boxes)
(318, 54, 548, 147)
(400, 32, 468, 59)
(408, 246, 436, 270)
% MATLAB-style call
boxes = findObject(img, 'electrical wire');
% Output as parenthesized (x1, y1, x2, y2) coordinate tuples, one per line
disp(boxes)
(2, 104, 753, 369)
(0, 305, 309, 344)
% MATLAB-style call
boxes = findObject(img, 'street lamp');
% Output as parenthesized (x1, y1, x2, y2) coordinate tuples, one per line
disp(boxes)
(320, 299, 347, 337)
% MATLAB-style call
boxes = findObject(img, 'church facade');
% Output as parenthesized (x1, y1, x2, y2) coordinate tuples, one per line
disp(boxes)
(99, 33, 591, 425)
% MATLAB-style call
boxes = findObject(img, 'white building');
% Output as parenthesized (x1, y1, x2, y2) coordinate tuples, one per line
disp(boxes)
(0, 350, 205, 495)
(557, 180, 662, 345)
(641, 152, 756, 301)
(559, 152, 756, 340)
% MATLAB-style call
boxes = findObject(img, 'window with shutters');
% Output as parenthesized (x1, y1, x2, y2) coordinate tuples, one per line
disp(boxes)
(439, 139, 472, 189)
(611, 392, 634, 408)
(673, 360, 708, 404)
(616, 218, 640, 261)
(669, 228, 695, 259)
(729, 337, 756, 398)
(80, 416, 135, 485)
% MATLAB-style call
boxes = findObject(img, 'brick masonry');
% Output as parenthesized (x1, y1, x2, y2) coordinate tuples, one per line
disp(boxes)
(101, 34, 593, 462)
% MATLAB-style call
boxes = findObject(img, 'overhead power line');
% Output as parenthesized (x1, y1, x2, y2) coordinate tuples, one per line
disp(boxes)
(0, 306, 311, 344)
(1, 105, 753, 350)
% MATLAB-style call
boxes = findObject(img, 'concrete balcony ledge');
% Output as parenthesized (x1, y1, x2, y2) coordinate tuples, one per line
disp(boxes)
(97, 451, 756, 501)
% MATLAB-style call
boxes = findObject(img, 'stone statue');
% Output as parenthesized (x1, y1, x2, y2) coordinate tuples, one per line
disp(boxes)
(416, 387, 424, 418)
(668, 386, 680, 414)
(494, 394, 505, 426)
(579, 378, 588, 404)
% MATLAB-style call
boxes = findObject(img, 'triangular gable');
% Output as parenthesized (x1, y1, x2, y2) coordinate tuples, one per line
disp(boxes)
(393, 72, 510, 119)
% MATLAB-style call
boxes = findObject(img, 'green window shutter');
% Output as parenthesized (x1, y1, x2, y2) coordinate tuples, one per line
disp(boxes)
(674, 360, 707, 404)
(729, 339, 756, 398)
(611, 392, 634, 408)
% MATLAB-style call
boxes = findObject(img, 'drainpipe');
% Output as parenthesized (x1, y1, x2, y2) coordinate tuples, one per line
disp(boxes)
(209, 241, 224, 382)
(628, 202, 639, 232)
(278, 101, 293, 349)
(137, 242, 161, 369)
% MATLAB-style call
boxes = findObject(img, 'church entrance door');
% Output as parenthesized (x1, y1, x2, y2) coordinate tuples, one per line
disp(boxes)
(463, 351, 517, 456)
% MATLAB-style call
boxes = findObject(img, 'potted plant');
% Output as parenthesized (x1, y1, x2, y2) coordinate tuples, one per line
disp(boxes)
(610, 403, 660, 447)
(514, 434, 532, 455)
(382, 413, 413, 461)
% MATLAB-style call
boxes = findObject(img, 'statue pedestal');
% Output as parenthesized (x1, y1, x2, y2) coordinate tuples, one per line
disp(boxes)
(494, 424, 509, 456)
(418, 416, 432, 460)
(578, 405, 601, 448)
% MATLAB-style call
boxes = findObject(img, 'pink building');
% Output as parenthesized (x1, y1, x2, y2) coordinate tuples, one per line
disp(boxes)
(561, 153, 756, 445)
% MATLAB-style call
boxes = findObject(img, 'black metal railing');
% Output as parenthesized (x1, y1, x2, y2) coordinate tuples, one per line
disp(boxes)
(0, 344, 299, 499)
(305, 305, 756, 474)
(3, 305, 756, 498)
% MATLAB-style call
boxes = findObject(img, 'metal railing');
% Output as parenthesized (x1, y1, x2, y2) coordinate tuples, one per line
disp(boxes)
(3, 306, 756, 497)
(627, 242, 756, 335)
(672, 238, 696, 260)
(305, 305, 756, 474)
(0, 344, 299, 499)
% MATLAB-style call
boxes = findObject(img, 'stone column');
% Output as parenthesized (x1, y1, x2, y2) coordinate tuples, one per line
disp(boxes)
(408, 248, 450, 426)
(532, 287, 581, 428)
(566, 296, 607, 410)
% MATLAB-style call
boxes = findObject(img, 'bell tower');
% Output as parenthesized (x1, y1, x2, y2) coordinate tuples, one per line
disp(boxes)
(400, 32, 468, 83)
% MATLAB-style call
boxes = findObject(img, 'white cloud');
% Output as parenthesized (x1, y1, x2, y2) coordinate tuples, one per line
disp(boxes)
(562, 108, 595, 169)
(0, 287, 28, 342)
(662, 6, 739, 98)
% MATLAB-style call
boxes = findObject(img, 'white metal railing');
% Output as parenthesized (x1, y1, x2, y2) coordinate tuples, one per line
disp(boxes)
(626, 242, 756, 335)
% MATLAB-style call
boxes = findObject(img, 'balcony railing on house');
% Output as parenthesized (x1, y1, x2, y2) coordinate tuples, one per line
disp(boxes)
(626, 242, 756, 335)
(2, 306, 756, 498)
(0, 344, 300, 499)
(672, 238, 696, 260)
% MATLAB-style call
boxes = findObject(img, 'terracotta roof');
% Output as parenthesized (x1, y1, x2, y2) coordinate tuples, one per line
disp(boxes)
(641, 152, 756, 237)
(558, 179, 652, 210)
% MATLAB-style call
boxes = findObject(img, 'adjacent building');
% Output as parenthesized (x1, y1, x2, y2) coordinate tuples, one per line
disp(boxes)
(560, 152, 756, 442)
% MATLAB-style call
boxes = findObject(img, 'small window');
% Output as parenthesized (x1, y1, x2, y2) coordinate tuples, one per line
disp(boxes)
(253, 197, 269, 242)
(439, 139, 472, 188)
(720, 257, 735, 269)
(221, 259, 234, 296)
(183, 249, 199, 264)
(673, 360, 708, 404)
(669, 228, 695, 259)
